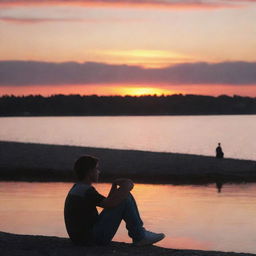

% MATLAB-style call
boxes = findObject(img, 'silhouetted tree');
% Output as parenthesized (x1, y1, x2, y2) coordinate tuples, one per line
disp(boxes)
(0, 94, 255, 116)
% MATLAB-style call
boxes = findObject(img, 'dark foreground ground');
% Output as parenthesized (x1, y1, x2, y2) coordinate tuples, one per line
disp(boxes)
(1, 141, 256, 184)
(0, 231, 255, 256)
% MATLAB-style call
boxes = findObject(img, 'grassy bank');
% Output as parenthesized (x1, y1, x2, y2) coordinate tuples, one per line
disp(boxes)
(0, 141, 256, 184)
(0, 231, 254, 256)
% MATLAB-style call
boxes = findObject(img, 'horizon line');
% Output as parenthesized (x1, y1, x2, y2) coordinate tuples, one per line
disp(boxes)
(1, 93, 255, 98)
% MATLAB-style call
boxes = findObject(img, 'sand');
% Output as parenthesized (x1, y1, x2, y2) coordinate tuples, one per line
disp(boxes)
(1, 142, 256, 255)
(1, 141, 256, 184)
(0, 141, 256, 184)
(0, 231, 255, 256)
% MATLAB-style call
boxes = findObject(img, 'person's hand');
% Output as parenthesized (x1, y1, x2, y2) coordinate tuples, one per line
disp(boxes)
(113, 178, 133, 185)
(113, 178, 134, 191)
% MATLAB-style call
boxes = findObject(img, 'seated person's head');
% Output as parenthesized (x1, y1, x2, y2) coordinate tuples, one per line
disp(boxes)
(74, 155, 99, 182)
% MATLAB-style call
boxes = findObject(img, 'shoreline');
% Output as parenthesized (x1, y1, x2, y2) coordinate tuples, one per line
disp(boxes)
(1, 141, 256, 184)
(2, 113, 256, 117)
(0, 231, 255, 256)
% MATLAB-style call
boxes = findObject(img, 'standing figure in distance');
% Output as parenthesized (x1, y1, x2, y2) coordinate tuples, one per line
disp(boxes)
(64, 155, 165, 246)
(216, 143, 224, 158)
(215, 180, 223, 193)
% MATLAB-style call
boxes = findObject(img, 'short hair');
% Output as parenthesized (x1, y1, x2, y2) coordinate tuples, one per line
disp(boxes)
(74, 155, 98, 181)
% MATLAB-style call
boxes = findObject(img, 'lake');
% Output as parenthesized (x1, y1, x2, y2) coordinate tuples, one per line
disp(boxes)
(0, 182, 256, 253)
(0, 115, 255, 160)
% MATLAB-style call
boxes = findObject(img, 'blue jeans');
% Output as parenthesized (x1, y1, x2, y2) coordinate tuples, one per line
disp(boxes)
(92, 193, 145, 245)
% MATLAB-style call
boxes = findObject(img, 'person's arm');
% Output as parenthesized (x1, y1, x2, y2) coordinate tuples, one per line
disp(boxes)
(99, 178, 134, 208)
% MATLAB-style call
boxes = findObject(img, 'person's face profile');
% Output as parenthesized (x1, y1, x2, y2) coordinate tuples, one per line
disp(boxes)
(89, 163, 100, 182)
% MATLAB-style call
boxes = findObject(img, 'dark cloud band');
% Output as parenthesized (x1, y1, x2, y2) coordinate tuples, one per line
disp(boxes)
(1, 61, 256, 86)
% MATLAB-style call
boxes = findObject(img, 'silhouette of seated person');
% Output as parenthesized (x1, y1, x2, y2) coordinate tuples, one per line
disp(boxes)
(216, 143, 224, 158)
(64, 155, 165, 246)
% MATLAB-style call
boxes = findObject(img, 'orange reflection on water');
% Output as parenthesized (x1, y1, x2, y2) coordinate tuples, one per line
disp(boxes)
(161, 236, 212, 250)
(1, 182, 256, 253)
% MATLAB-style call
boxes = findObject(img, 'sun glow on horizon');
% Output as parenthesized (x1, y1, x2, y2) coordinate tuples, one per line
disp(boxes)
(0, 85, 173, 97)
(1, 84, 256, 97)
(118, 86, 173, 96)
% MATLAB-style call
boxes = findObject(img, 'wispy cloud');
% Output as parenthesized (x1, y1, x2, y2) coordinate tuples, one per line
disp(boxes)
(0, 16, 143, 23)
(0, 0, 253, 10)
(1, 61, 256, 86)
(92, 49, 195, 68)
(0, 17, 86, 23)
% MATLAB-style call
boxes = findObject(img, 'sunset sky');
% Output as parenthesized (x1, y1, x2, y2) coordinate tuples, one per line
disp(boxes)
(0, 0, 256, 96)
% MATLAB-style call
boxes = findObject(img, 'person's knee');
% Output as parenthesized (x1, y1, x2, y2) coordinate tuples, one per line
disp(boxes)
(123, 193, 133, 203)
(108, 193, 133, 209)
(116, 193, 133, 206)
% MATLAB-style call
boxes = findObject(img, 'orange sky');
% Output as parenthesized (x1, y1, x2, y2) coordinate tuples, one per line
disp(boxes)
(1, 84, 256, 97)
(0, 1, 256, 96)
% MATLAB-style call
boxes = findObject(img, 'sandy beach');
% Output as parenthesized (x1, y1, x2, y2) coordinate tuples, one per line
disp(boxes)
(1, 142, 256, 255)
(0, 231, 255, 256)
(0, 141, 256, 184)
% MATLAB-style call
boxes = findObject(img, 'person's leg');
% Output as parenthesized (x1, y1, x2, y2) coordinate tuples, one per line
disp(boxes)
(92, 193, 145, 245)
(123, 194, 145, 241)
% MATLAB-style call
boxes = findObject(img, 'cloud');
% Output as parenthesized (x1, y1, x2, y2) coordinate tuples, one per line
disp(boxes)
(0, 0, 253, 10)
(1, 61, 256, 86)
(0, 16, 141, 24)
(0, 17, 86, 23)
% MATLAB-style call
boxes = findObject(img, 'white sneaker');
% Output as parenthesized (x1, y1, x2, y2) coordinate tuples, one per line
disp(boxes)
(134, 230, 165, 246)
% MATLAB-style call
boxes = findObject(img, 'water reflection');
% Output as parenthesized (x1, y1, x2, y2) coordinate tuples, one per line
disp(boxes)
(0, 182, 256, 253)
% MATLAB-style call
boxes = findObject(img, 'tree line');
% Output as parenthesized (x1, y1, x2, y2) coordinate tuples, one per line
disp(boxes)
(0, 94, 256, 116)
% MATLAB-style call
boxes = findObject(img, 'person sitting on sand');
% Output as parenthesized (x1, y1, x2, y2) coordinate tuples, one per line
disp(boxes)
(64, 155, 165, 246)
(216, 143, 224, 158)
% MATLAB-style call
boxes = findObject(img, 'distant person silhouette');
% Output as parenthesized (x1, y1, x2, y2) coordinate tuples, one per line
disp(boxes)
(215, 181, 223, 193)
(216, 143, 224, 158)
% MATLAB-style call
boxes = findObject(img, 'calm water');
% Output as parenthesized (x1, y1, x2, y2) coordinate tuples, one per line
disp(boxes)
(1, 182, 256, 253)
(0, 115, 256, 160)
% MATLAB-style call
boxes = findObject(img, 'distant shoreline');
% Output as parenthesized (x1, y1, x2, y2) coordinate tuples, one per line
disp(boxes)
(1, 231, 255, 256)
(1, 141, 256, 184)
(1, 113, 256, 117)
(1, 94, 256, 116)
